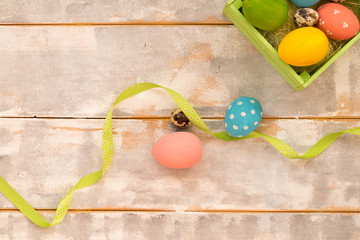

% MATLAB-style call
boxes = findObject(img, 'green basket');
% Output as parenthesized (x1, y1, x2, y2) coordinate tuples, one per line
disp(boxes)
(223, 0, 360, 91)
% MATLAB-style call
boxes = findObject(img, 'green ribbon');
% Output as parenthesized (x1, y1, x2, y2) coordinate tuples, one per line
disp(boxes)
(1, 82, 359, 227)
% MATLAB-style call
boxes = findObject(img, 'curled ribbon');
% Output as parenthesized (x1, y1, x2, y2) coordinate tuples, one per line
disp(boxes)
(1, 82, 360, 227)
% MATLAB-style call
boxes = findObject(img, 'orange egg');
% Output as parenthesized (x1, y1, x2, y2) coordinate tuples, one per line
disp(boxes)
(152, 132, 202, 169)
(316, 3, 360, 40)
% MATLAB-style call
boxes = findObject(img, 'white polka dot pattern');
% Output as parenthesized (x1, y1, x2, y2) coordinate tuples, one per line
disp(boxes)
(224, 97, 263, 138)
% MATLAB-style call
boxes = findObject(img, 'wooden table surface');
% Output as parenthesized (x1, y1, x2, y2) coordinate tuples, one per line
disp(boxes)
(1, 1, 360, 239)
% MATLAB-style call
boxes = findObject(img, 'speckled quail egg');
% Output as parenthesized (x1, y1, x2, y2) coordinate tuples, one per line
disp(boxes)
(170, 109, 191, 128)
(294, 8, 319, 27)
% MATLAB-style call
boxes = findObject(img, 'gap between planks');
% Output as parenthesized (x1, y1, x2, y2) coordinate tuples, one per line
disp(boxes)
(0, 22, 232, 27)
(1, 116, 360, 121)
(1, 208, 360, 215)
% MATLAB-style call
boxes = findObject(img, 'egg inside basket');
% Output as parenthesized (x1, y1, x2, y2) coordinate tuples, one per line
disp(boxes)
(223, 0, 360, 90)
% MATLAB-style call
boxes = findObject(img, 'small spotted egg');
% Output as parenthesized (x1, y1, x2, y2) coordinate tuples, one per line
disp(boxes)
(294, 8, 319, 27)
(224, 97, 263, 138)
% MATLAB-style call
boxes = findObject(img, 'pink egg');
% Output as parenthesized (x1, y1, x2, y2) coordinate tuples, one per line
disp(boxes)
(316, 3, 359, 40)
(152, 132, 202, 169)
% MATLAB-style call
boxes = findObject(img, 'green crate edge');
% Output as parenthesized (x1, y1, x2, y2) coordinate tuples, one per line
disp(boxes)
(223, 0, 360, 91)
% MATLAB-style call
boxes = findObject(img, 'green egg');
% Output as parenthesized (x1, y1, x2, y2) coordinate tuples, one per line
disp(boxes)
(242, 0, 288, 31)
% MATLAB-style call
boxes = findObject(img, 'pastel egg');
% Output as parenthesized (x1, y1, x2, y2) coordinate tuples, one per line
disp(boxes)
(278, 27, 329, 67)
(242, 0, 288, 31)
(152, 132, 202, 169)
(291, 0, 320, 7)
(294, 8, 319, 27)
(224, 97, 263, 138)
(316, 3, 360, 40)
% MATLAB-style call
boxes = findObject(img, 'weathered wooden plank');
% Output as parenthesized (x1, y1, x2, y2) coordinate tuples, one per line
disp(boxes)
(1, 212, 360, 239)
(1, 118, 360, 210)
(0, 0, 229, 24)
(0, 26, 359, 118)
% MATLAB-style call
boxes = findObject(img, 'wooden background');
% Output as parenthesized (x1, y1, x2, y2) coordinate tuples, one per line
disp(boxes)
(1, 0, 360, 239)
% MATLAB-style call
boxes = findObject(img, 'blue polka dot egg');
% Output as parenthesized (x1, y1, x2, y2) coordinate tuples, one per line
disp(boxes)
(224, 97, 263, 137)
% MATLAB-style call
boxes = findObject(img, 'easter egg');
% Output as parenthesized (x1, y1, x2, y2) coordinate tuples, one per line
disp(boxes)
(224, 97, 263, 138)
(294, 8, 319, 27)
(278, 27, 329, 67)
(291, 0, 320, 7)
(152, 132, 202, 169)
(242, 0, 288, 31)
(316, 3, 360, 40)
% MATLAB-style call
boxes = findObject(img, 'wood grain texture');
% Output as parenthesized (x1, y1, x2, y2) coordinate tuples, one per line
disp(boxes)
(1, 118, 360, 210)
(0, 0, 229, 24)
(1, 212, 360, 240)
(1, 0, 359, 237)
(0, 26, 359, 118)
